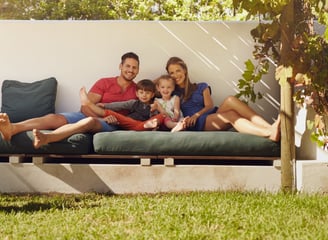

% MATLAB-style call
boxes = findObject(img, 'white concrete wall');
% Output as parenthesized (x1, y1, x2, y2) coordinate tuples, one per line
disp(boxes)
(0, 163, 281, 193)
(0, 20, 279, 123)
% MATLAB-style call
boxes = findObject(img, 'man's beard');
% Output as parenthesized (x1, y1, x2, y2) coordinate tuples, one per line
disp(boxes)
(122, 73, 135, 81)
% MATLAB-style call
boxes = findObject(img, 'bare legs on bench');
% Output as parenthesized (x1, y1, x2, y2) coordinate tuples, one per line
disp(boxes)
(204, 96, 281, 142)
(33, 117, 103, 149)
(0, 113, 68, 141)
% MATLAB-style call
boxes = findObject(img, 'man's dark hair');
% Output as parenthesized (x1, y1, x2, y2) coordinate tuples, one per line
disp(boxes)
(136, 79, 155, 92)
(121, 52, 139, 65)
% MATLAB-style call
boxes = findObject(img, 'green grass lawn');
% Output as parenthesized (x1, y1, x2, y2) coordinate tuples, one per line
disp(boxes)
(0, 191, 327, 239)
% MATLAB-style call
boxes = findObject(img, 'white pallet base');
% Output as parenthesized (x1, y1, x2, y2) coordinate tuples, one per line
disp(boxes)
(0, 163, 281, 194)
(296, 160, 328, 193)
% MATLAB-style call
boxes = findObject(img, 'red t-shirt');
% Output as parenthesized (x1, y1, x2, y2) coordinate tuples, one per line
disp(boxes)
(89, 77, 137, 114)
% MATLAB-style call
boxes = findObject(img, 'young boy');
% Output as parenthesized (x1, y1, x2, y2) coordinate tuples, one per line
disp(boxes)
(81, 79, 165, 131)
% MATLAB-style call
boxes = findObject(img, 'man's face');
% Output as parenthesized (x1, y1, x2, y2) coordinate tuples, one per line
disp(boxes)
(120, 58, 139, 81)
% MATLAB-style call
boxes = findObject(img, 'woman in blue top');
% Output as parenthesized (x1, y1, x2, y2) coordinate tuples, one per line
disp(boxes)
(166, 57, 280, 142)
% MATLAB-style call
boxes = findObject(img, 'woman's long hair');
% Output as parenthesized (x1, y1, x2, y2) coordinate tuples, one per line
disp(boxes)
(165, 57, 197, 101)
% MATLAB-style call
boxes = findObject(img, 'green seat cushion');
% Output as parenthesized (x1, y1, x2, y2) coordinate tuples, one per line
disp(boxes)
(0, 131, 93, 154)
(93, 131, 280, 157)
(1, 77, 57, 123)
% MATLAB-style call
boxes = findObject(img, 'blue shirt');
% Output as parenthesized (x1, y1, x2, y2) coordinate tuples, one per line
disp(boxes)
(174, 82, 217, 131)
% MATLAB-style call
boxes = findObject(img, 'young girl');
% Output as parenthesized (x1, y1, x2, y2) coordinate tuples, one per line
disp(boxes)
(152, 75, 185, 132)
(165, 56, 281, 141)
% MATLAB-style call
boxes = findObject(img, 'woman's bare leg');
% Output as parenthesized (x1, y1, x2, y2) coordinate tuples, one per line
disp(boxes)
(218, 96, 272, 128)
(204, 110, 281, 141)
(0, 113, 67, 141)
(33, 117, 102, 149)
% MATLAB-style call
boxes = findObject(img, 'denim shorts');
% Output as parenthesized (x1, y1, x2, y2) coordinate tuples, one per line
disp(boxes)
(59, 111, 119, 132)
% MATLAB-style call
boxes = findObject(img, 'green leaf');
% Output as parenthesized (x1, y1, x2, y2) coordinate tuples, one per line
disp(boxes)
(307, 120, 314, 130)
(245, 59, 255, 72)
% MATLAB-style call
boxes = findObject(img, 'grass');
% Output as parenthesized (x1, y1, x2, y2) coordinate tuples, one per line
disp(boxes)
(0, 191, 328, 239)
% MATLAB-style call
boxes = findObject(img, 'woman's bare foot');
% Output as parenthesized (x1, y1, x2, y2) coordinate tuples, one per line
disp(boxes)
(171, 118, 187, 132)
(269, 114, 281, 142)
(144, 119, 159, 129)
(0, 113, 13, 141)
(33, 129, 48, 149)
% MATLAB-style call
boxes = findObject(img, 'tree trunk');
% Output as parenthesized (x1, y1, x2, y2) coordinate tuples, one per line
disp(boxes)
(279, 0, 296, 192)
(280, 81, 295, 192)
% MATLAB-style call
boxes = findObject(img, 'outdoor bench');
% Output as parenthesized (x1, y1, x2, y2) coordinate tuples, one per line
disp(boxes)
(0, 130, 280, 165)
(0, 77, 280, 166)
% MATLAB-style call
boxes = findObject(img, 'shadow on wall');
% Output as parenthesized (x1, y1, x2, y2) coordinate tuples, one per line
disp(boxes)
(34, 164, 114, 193)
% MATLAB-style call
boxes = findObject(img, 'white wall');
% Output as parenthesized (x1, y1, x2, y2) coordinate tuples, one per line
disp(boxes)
(0, 20, 279, 122)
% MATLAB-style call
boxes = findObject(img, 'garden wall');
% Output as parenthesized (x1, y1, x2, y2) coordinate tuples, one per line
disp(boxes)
(0, 20, 279, 122)
(2, 20, 323, 160)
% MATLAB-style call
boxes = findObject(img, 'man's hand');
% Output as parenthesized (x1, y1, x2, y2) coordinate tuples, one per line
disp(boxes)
(103, 115, 119, 125)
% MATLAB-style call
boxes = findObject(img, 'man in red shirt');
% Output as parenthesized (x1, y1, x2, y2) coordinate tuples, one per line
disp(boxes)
(0, 52, 139, 141)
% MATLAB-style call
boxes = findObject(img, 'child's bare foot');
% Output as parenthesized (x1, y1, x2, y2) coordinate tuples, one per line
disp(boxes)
(0, 113, 13, 141)
(144, 119, 159, 129)
(171, 118, 186, 132)
(33, 129, 48, 149)
(80, 86, 91, 106)
(269, 114, 281, 142)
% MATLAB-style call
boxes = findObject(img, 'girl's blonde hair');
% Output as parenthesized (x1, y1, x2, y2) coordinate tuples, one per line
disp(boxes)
(154, 74, 175, 86)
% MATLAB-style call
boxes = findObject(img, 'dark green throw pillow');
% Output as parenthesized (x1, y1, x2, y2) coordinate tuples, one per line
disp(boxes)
(1, 77, 57, 123)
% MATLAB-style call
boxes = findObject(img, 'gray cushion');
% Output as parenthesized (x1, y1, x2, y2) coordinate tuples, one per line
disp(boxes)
(93, 131, 280, 157)
(1, 77, 57, 123)
(0, 131, 93, 154)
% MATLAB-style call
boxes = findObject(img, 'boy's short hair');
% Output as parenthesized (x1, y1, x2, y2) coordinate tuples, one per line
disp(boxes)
(136, 79, 156, 92)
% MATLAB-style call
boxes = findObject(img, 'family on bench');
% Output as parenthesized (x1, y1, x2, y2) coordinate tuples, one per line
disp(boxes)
(0, 52, 281, 163)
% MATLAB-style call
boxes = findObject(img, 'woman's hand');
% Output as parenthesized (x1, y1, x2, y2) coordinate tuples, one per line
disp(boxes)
(185, 114, 199, 127)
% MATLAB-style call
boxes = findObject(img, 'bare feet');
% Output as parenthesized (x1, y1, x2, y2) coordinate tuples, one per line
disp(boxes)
(80, 86, 90, 106)
(33, 129, 48, 149)
(144, 119, 159, 130)
(269, 114, 281, 142)
(0, 113, 13, 141)
(171, 118, 187, 132)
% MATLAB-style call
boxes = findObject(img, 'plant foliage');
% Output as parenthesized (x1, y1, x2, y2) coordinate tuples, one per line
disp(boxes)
(233, 0, 328, 150)
(0, 0, 245, 20)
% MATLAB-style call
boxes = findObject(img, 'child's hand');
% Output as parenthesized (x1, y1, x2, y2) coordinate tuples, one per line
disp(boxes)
(150, 102, 158, 112)
(96, 103, 105, 108)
